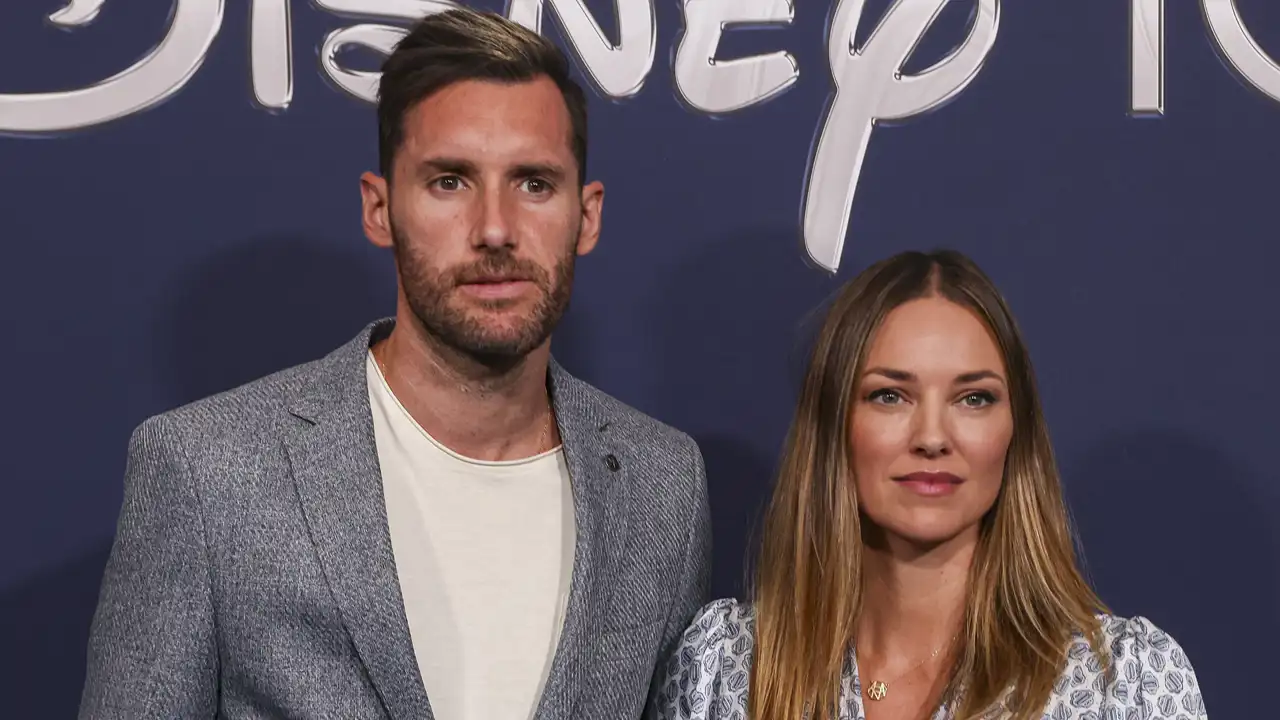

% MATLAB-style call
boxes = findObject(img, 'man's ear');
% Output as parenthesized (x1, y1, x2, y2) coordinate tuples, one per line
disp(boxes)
(575, 180, 604, 256)
(361, 171, 393, 249)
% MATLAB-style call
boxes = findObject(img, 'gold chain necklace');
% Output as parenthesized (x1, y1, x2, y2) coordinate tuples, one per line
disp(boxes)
(533, 410, 553, 453)
(861, 633, 956, 702)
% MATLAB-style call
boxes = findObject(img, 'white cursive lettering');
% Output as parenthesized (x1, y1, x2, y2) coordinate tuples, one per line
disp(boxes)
(315, 1, 459, 103)
(1131, 0, 1163, 115)
(801, 0, 1000, 273)
(507, 0, 656, 98)
(253, 0, 293, 110)
(1202, 0, 1280, 104)
(0, 0, 224, 135)
(1133, 0, 1280, 113)
(672, 0, 798, 114)
(3, 0, 1278, 272)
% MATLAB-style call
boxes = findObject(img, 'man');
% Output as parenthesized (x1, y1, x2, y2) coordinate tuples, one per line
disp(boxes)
(78, 7, 711, 720)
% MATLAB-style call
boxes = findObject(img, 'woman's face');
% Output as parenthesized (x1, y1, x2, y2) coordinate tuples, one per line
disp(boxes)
(851, 296, 1013, 547)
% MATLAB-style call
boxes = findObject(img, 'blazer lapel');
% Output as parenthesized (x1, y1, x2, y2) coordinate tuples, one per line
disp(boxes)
(531, 360, 633, 720)
(283, 321, 434, 720)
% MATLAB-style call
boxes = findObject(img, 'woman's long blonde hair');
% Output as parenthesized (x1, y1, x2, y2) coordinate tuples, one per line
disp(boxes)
(748, 250, 1107, 720)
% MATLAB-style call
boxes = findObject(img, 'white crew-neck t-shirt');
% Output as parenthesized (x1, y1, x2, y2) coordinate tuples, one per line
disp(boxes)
(366, 352, 576, 720)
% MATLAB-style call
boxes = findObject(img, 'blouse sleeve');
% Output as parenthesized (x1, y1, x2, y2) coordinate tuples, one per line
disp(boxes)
(650, 597, 753, 720)
(1108, 615, 1208, 719)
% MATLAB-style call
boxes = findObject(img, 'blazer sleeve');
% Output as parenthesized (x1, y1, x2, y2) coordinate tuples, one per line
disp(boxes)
(646, 437, 713, 717)
(78, 415, 219, 719)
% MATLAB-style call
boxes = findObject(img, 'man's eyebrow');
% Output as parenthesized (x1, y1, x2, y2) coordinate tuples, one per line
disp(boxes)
(414, 156, 479, 177)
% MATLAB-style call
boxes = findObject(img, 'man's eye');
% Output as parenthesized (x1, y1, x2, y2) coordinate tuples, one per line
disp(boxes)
(523, 178, 551, 194)
(433, 176, 463, 191)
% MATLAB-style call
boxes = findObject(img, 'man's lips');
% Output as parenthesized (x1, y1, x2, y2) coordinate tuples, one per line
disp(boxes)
(457, 277, 534, 299)
(460, 274, 531, 284)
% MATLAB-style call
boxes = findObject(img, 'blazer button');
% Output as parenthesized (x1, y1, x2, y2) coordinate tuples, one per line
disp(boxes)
(605, 454, 621, 472)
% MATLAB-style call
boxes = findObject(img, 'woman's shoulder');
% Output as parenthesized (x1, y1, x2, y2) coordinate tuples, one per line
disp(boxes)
(652, 598, 757, 720)
(667, 597, 757, 670)
(1057, 613, 1205, 717)
(1091, 613, 1198, 672)
(681, 597, 756, 646)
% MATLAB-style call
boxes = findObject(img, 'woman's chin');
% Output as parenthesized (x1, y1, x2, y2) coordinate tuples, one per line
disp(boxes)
(867, 512, 982, 551)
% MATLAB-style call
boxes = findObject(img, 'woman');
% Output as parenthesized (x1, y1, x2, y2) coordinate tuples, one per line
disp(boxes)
(654, 250, 1205, 720)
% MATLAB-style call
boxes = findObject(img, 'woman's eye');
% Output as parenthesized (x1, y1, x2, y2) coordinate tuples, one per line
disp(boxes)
(961, 391, 997, 408)
(867, 389, 902, 405)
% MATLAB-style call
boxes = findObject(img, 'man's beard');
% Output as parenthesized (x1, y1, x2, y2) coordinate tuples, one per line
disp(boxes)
(391, 223, 576, 363)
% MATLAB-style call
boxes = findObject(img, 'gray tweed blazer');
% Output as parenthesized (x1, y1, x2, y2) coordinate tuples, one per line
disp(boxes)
(78, 319, 712, 720)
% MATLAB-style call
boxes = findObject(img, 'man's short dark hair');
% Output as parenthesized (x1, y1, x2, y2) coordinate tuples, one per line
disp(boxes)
(377, 7, 589, 184)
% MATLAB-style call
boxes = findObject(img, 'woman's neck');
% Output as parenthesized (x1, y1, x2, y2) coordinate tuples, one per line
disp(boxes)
(857, 527, 977, 663)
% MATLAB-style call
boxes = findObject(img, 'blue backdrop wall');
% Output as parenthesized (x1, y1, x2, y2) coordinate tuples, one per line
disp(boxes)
(2, 1, 1277, 717)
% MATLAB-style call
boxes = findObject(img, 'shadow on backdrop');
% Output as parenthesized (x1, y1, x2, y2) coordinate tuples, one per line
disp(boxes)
(691, 435, 775, 600)
(156, 235, 394, 405)
(0, 235, 396, 715)
(549, 289, 596, 387)
(0, 542, 113, 718)
(1066, 431, 1277, 718)
(645, 228, 840, 600)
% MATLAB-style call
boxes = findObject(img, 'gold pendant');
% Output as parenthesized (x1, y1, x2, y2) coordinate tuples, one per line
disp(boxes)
(867, 681, 888, 701)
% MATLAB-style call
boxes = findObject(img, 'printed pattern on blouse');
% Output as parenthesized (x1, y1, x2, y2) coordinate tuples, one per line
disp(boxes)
(653, 598, 1207, 720)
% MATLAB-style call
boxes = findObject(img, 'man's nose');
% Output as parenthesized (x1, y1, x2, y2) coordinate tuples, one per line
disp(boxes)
(475, 184, 515, 249)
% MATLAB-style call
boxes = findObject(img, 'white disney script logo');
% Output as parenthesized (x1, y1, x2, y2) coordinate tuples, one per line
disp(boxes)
(2, 1, 1278, 272)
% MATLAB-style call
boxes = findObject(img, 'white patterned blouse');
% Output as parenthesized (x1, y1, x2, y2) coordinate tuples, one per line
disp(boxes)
(653, 598, 1207, 720)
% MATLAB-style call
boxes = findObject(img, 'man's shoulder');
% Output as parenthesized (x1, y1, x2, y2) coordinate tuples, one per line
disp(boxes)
(158, 356, 324, 422)
(555, 367, 700, 463)
(139, 321, 380, 441)
(135, 318, 375, 452)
